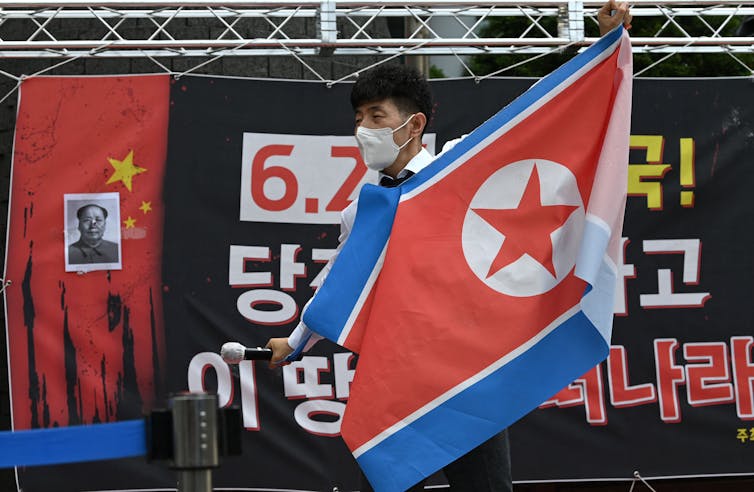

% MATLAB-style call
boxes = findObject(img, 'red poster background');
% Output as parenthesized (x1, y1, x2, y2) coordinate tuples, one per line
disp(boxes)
(5, 75, 169, 430)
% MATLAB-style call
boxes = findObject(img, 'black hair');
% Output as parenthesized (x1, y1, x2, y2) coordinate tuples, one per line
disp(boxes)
(76, 204, 108, 220)
(350, 65, 433, 128)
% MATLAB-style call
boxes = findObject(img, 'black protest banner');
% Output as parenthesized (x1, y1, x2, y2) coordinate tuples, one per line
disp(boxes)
(5, 75, 753, 491)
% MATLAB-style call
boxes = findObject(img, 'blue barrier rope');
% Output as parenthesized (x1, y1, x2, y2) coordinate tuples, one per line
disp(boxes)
(0, 419, 147, 468)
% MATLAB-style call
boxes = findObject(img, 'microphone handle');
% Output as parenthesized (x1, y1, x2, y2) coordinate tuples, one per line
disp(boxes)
(245, 347, 273, 360)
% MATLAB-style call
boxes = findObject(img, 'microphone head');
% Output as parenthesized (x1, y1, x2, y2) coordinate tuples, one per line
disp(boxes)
(221, 342, 246, 364)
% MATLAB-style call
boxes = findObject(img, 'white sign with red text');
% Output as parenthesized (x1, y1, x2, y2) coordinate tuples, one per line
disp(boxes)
(240, 133, 436, 224)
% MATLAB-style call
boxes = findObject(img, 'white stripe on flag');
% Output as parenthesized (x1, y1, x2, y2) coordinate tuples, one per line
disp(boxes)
(400, 33, 623, 204)
(353, 303, 582, 458)
(337, 241, 390, 347)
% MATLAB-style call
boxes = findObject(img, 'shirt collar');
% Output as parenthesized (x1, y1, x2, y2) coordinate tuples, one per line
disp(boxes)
(379, 147, 434, 181)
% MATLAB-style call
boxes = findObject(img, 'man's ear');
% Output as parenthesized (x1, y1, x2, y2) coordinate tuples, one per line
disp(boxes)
(410, 112, 427, 138)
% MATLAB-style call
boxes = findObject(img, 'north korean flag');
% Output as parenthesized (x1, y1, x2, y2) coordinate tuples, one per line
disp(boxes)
(303, 27, 632, 491)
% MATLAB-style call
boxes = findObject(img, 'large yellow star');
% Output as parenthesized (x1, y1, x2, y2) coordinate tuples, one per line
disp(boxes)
(124, 216, 136, 229)
(139, 201, 152, 214)
(106, 150, 147, 192)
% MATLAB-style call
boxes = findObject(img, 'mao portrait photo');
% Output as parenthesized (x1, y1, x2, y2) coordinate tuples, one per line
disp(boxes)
(64, 192, 122, 271)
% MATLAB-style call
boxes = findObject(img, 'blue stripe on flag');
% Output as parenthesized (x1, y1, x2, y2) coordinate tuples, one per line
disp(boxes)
(357, 310, 609, 492)
(575, 220, 612, 284)
(575, 221, 617, 342)
(303, 184, 401, 342)
(285, 330, 312, 362)
(403, 25, 624, 195)
(0, 419, 147, 468)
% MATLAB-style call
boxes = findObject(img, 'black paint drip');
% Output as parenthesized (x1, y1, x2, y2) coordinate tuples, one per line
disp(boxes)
(63, 306, 81, 425)
(101, 355, 110, 421)
(22, 244, 40, 428)
(42, 375, 50, 428)
(92, 388, 101, 424)
(116, 306, 143, 419)
(107, 293, 122, 332)
(59, 281, 66, 311)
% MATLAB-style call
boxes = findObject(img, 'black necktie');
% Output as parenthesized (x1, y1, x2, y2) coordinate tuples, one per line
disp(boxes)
(379, 171, 415, 188)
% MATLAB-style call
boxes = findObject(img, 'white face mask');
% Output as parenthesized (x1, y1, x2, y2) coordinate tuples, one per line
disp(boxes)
(355, 114, 415, 171)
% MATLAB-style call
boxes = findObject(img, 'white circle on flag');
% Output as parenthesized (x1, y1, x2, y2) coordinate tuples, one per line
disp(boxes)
(461, 159, 585, 297)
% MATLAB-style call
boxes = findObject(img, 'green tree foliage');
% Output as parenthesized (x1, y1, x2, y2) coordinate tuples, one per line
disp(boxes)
(469, 13, 754, 77)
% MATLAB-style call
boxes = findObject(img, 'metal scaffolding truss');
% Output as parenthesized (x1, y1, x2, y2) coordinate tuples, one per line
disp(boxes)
(0, 0, 753, 59)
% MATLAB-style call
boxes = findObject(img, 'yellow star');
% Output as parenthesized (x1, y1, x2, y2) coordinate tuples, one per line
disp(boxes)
(139, 201, 152, 214)
(106, 150, 147, 192)
(124, 216, 136, 229)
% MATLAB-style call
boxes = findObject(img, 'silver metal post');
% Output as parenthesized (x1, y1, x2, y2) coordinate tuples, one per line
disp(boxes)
(177, 470, 213, 492)
(170, 393, 219, 492)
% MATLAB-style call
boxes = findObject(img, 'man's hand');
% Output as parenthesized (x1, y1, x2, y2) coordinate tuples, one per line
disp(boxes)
(598, 0, 632, 36)
(265, 337, 294, 368)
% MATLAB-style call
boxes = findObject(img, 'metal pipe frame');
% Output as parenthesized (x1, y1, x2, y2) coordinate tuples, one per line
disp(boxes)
(0, 1, 752, 58)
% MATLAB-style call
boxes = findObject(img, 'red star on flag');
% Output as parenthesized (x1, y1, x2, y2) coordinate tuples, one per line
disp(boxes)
(472, 164, 579, 278)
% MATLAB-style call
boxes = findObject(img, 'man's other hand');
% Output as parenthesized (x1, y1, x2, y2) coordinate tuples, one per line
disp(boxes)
(265, 337, 294, 368)
(598, 0, 632, 36)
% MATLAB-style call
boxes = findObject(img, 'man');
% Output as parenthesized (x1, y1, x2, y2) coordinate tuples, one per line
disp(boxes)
(271, 64, 513, 492)
(68, 204, 119, 264)
(266, 4, 631, 489)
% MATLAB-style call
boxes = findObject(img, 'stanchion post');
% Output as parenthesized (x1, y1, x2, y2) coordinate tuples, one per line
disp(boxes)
(170, 393, 219, 492)
(147, 392, 241, 489)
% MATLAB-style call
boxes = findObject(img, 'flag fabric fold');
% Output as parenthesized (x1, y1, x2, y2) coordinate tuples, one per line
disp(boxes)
(303, 27, 632, 491)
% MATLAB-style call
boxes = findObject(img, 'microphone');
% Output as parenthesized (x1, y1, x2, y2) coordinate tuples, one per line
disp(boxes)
(220, 342, 273, 364)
